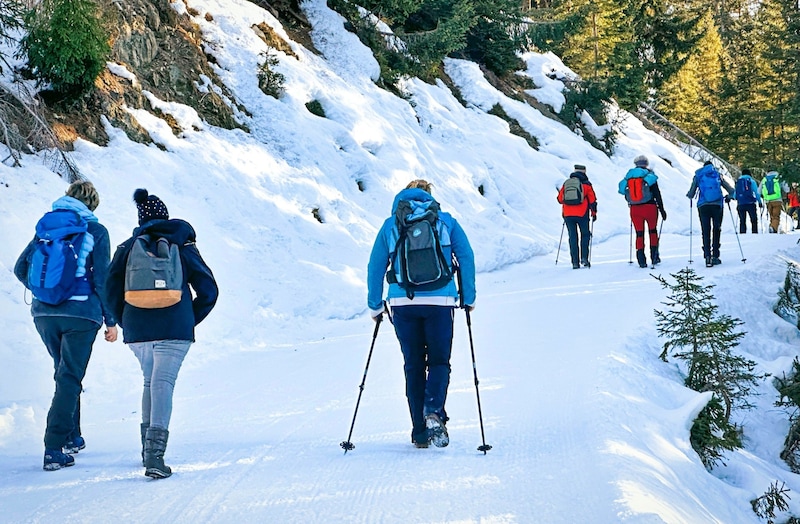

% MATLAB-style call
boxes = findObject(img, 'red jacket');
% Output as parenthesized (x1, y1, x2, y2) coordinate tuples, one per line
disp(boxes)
(557, 173, 598, 218)
(788, 189, 800, 208)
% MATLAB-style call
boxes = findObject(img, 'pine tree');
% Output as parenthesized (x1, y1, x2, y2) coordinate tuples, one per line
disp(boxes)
(19, 0, 110, 97)
(659, 11, 723, 139)
(654, 268, 763, 468)
(754, 0, 800, 172)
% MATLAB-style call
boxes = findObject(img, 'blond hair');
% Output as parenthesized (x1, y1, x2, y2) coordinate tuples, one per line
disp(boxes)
(405, 179, 433, 193)
(66, 180, 99, 211)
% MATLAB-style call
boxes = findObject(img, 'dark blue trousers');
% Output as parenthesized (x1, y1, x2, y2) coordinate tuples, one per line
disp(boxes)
(391, 305, 454, 440)
(564, 215, 590, 265)
(34, 316, 99, 449)
(698, 204, 723, 258)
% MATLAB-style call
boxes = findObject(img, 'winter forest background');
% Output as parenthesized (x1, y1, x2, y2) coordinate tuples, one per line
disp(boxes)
(2, 0, 800, 522)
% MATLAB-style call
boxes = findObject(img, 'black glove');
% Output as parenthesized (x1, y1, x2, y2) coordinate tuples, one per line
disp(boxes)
(591, 213, 597, 222)
(660, 209, 667, 220)
(724, 195, 732, 203)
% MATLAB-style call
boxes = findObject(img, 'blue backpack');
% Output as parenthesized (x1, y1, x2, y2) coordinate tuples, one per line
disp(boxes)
(735, 177, 756, 205)
(27, 209, 88, 305)
(697, 166, 723, 204)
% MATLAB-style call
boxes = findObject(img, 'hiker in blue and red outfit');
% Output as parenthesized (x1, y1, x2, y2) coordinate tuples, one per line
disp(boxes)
(687, 161, 735, 267)
(618, 155, 667, 268)
(557, 164, 598, 269)
(106, 189, 218, 479)
(14, 181, 118, 471)
(367, 179, 476, 449)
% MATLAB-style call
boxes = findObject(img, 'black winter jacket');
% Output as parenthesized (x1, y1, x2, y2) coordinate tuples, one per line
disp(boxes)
(106, 219, 218, 343)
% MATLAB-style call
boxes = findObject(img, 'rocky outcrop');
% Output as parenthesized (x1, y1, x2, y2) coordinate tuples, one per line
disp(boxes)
(52, 0, 242, 146)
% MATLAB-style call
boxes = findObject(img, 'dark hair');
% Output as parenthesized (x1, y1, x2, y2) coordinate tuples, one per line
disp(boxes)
(741, 168, 751, 176)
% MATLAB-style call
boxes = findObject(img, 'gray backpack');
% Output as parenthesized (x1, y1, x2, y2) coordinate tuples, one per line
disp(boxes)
(124, 235, 183, 308)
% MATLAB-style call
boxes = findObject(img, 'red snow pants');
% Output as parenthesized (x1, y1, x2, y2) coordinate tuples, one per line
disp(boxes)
(629, 203, 659, 250)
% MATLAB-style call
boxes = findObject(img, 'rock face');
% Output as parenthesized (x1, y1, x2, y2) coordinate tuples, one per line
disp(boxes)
(53, 0, 241, 146)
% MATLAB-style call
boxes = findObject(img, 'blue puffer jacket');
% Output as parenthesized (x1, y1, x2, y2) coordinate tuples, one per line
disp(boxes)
(14, 196, 116, 327)
(367, 188, 476, 312)
(106, 218, 218, 343)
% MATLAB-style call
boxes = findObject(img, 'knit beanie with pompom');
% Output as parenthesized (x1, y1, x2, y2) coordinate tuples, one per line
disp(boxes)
(133, 188, 169, 225)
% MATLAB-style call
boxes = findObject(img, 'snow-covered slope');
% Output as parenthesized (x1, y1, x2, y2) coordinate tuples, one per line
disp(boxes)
(2, 0, 800, 522)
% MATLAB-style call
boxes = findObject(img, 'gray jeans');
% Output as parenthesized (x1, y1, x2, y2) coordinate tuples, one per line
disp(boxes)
(129, 340, 191, 430)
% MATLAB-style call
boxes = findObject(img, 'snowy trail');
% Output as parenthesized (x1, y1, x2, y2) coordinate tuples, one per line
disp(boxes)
(0, 230, 771, 523)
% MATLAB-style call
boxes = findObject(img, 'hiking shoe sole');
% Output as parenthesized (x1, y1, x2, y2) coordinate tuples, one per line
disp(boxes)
(145, 467, 172, 479)
(425, 414, 449, 448)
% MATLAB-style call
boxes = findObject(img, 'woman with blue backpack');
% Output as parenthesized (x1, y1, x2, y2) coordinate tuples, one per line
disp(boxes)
(14, 181, 118, 471)
(686, 161, 735, 267)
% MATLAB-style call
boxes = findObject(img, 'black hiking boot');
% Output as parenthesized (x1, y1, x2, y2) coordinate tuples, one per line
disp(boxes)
(636, 249, 647, 268)
(425, 413, 449, 448)
(581, 259, 590, 268)
(712, 257, 721, 266)
(144, 427, 172, 479)
(705, 256, 713, 267)
(650, 246, 661, 265)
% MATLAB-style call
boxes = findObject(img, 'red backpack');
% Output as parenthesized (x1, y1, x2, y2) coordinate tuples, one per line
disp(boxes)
(625, 177, 652, 205)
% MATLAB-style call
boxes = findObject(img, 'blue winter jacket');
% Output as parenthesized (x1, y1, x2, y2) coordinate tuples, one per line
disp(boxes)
(686, 163, 735, 207)
(106, 218, 218, 343)
(14, 196, 116, 327)
(367, 188, 476, 312)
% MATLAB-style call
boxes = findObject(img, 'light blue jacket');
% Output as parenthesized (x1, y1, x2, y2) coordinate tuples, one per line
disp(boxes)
(367, 188, 476, 312)
(618, 166, 658, 195)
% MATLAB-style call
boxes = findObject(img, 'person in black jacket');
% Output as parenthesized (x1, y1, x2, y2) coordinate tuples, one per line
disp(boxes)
(106, 189, 218, 479)
(14, 181, 118, 471)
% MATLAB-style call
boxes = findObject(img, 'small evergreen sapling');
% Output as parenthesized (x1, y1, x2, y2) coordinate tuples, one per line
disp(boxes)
(19, 0, 110, 97)
(750, 481, 791, 524)
(775, 261, 800, 329)
(654, 268, 763, 468)
(776, 358, 800, 472)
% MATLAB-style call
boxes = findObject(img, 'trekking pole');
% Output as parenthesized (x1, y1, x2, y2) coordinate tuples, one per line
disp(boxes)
(555, 221, 565, 265)
(587, 217, 594, 267)
(628, 220, 633, 264)
(727, 201, 746, 263)
(689, 199, 694, 264)
(340, 314, 383, 453)
(465, 308, 492, 454)
(454, 259, 491, 454)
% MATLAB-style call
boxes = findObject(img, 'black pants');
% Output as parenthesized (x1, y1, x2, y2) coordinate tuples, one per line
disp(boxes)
(34, 316, 100, 450)
(737, 203, 758, 233)
(564, 215, 590, 265)
(698, 204, 723, 259)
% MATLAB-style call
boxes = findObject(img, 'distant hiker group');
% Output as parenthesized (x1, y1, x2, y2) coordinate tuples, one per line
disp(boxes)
(557, 155, 795, 270)
(15, 182, 218, 477)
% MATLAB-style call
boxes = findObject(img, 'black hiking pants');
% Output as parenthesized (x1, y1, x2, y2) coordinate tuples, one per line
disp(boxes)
(34, 316, 99, 450)
(698, 204, 723, 259)
(737, 203, 758, 233)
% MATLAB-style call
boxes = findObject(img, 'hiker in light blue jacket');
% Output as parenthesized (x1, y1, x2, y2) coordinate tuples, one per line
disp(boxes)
(367, 180, 475, 449)
(14, 181, 118, 471)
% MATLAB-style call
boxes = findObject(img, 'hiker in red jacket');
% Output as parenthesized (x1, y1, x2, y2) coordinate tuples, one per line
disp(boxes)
(557, 164, 597, 269)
